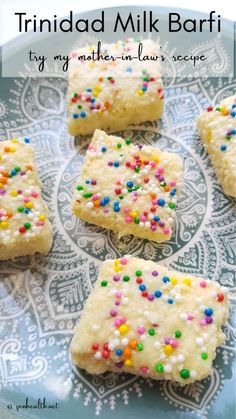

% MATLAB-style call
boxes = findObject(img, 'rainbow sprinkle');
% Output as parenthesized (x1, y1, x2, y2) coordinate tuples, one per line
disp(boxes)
(68, 39, 164, 135)
(70, 257, 229, 383)
(72, 130, 183, 242)
(0, 138, 48, 247)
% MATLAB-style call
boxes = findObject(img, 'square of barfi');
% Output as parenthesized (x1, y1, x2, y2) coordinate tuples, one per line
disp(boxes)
(70, 256, 229, 384)
(72, 129, 183, 243)
(197, 95, 236, 197)
(0, 138, 53, 260)
(67, 39, 164, 136)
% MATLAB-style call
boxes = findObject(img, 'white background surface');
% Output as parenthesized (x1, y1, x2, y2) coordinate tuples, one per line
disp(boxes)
(0, 0, 235, 45)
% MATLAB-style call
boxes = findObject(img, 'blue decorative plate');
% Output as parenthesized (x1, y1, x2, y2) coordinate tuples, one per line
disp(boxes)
(0, 6, 235, 419)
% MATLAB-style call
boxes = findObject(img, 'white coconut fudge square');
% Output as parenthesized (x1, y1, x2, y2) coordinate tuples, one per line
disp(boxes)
(72, 129, 183, 243)
(70, 256, 229, 384)
(197, 95, 236, 197)
(0, 138, 53, 260)
(67, 39, 164, 136)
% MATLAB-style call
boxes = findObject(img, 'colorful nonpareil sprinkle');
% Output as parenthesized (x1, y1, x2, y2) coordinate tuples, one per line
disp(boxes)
(70, 48, 163, 114)
(68, 39, 164, 136)
(72, 130, 183, 243)
(0, 138, 52, 260)
(197, 95, 236, 197)
(70, 257, 229, 384)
